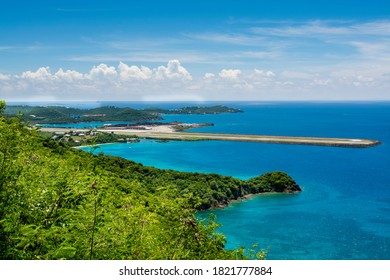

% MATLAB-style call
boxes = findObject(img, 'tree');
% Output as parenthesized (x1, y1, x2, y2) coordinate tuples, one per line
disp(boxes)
(0, 100, 5, 114)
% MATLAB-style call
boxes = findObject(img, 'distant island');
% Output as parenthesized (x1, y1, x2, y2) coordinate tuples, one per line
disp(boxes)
(143, 105, 243, 115)
(4, 105, 243, 124)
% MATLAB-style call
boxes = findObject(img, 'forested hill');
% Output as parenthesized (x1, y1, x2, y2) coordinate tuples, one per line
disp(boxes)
(4, 105, 161, 124)
(0, 101, 300, 260)
(4, 105, 243, 124)
(142, 105, 243, 114)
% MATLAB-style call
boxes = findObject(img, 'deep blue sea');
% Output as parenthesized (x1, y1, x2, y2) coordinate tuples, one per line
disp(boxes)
(49, 101, 390, 260)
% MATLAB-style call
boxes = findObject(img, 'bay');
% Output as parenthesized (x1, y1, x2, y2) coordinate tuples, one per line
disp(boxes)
(74, 101, 390, 259)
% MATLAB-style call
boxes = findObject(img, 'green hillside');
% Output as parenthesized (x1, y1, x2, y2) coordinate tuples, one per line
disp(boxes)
(0, 101, 300, 260)
(4, 105, 243, 125)
(4, 105, 161, 124)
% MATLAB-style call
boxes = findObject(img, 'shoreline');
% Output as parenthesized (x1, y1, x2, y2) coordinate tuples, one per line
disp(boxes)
(212, 191, 301, 210)
(73, 142, 119, 149)
(39, 126, 381, 148)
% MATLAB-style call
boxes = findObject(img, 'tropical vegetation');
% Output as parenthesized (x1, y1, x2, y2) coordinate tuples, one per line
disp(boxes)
(0, 101, 300, 260)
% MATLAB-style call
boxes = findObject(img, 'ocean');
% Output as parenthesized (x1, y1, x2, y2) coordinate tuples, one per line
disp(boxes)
(56, 101, 389, 260)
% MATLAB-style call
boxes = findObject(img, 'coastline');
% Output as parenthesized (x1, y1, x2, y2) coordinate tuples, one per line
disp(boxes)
(39, 126, 381, 148)
(25, 103, 390, 260)
(213, 190, 301, 210)
(73, 142, 118, 149)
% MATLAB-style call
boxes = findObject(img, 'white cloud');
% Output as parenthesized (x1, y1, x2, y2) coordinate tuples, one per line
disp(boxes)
(185, 32, 266, 46)
(250, 69, 276, 87)
(117, 60, 192, 82)
(87, 64, 117, 79)
(155, 60, 192, 80)
(250, 20, 390, 37)
(254, 69, 275, 77)
(312, 78, 331, 86)
(2, 59, 390, 101)
(22, 67, 54, 80)
(353, 20, 390, 36)
(329, 69, 378, 87)
(203, 73, 215, 79)
(118, 62, 152, 80)
(245, 20, 390, 67)
(0, 73, 10, 80)
(349, 41, 390, 60)
(0, 60, 195, 101)
(219, 69, 241, 80)
(55, 68, 84, 82)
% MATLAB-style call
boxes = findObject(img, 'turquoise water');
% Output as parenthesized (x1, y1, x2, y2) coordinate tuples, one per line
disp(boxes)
(77, 102, 390, 260)
(38, 121, 128, 129)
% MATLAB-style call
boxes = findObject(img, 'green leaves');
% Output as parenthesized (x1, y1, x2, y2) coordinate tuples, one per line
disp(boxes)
(53, 246, 77, 259)
(0, 100, 5, 114)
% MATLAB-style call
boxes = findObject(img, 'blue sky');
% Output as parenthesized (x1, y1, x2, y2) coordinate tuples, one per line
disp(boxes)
(1, 0, 390, 101)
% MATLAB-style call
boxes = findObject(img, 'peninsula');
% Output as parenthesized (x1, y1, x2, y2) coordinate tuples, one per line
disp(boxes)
(12, 104, 380, 148)
(39, 126, 380, 148)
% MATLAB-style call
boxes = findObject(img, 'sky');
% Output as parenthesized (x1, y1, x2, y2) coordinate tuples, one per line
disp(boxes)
(1, 0, 390, 101)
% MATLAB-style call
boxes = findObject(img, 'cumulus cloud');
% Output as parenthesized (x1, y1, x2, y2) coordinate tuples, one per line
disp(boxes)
(87, 64, 117, 79)
(219, 69, 241, 80)
(22, 67, 54, 80)
(20, 67, 85, 84)
(155, 60, 192, 80)
(55, 68, 84, 82)
(1, 60, 390, 101)
(118, 62, 152, 80)
(117, 60, 192, 81)
(0, 60, 196, 100)
(203, 73, 215, 79)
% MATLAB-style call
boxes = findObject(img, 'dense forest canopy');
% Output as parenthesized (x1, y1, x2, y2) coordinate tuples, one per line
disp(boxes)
(0, 101, 300, 260)
(4, 105, 161, 124)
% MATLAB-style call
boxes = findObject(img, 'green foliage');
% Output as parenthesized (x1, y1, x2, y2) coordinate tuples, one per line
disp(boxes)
(247, 171, 301, 193)
(0, 100, 6, 114)
(4, 105, 161, 124)
(0, 102, 300, 260)
(92, 155, 300, 210)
